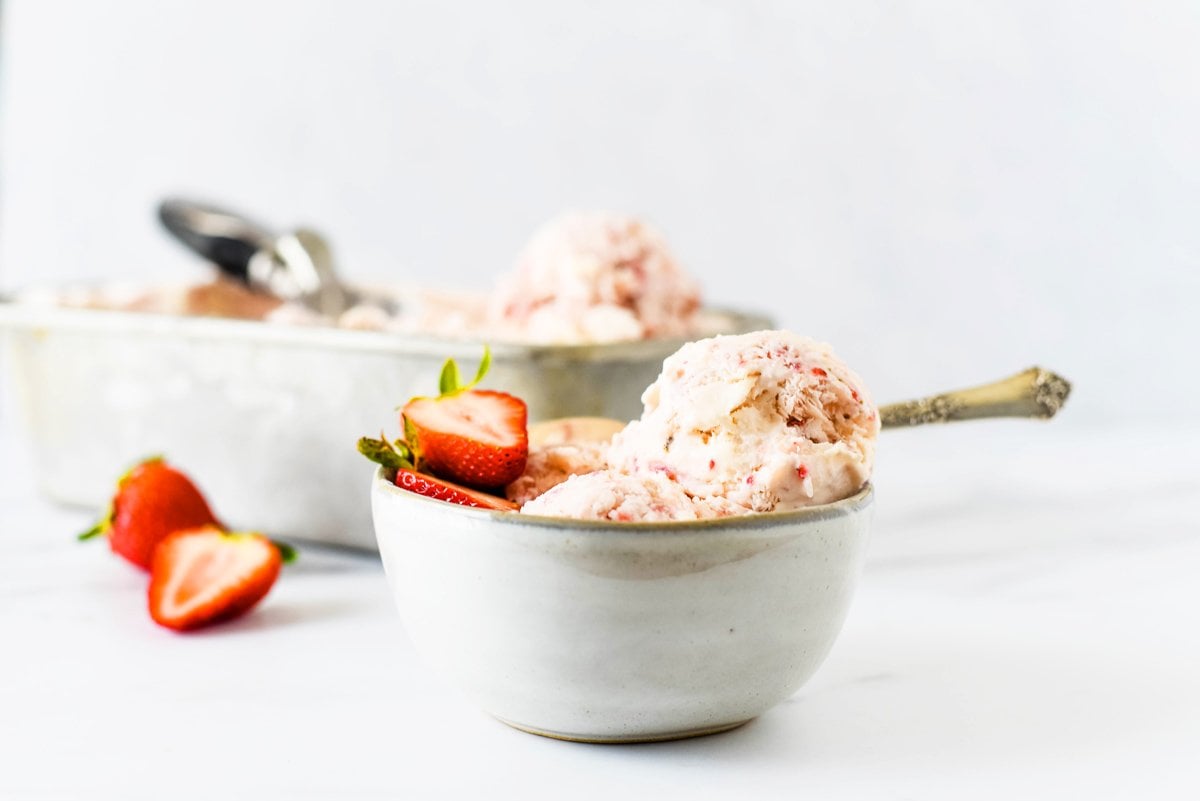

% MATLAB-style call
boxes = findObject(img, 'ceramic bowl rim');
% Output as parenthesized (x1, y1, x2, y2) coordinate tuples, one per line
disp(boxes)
(372, 467, 873, 535)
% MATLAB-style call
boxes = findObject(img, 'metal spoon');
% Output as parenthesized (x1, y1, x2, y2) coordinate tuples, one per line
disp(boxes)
(158, 198, 368, 318)
(526, 367, 1072, 442)
(878, 367, 1071, 428)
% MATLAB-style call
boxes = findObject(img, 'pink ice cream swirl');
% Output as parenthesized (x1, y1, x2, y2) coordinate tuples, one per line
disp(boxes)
(520, 330, 879, 520)
(488, 212, 702, 345)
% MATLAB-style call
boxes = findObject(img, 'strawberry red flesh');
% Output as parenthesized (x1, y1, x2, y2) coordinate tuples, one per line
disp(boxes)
(148, 525, 282, 631)
(394, 468, 518, 511)
(402, 389, 528, 488)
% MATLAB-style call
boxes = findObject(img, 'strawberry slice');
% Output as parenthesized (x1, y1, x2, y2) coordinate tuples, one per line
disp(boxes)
(393, 468, 518, 511)
(356, 346, 528, 501)
(79, 457, 220, 570)
(402, 389, 528, 488)
(148, 525, 286, 631)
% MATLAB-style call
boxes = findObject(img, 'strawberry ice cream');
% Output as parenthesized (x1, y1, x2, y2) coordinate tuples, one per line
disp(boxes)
(61, 211, 718, 346)
(519, 330, 879, 519)
(487, 212, 702, 344)
(609, 331, 878, 511)
(519, 471, 724, 522)
(61, 278, 285, 320)
(505, 442, 608, 506)
(527, 417, 627, 449)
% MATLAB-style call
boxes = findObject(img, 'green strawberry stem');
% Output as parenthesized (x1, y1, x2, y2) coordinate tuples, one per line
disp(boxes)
(117, 454, 164, 486)
(357, 435, 413, 481)
(435, 345, 492, 398)
(470, 346, 492, 388)
(78, 503, 116, 541)
(77, 522, 106, 541)
(402, 417, 420, 458)
(79, 454, 162, 542)
(438, 358, 462, 395)
(364, 345, 492, 478)
(272, 540, 298, 564)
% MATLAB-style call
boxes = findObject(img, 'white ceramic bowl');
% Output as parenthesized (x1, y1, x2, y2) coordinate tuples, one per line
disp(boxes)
(371, 469, 874, 743)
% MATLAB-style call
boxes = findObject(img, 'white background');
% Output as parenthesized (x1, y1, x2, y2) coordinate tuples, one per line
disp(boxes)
(3, 0, 1197, 426)
(3, 3, 1199, 800)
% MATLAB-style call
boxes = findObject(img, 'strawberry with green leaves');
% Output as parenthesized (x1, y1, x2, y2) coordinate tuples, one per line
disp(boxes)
(359, 347, 527, 509)
(359, 435, 518, 511)
(79, 457, 221, 570)
(79, 457, 296, 632)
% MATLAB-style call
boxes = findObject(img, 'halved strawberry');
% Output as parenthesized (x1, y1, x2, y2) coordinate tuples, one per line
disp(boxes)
(394, 468, 518, 511)
(402, 389, 528, 487)
(148, 525, 287, 631)
(356, 347, 528, 500)
(79, 457, 220, 570)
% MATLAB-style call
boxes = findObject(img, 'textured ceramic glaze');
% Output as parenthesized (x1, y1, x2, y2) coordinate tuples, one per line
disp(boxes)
(371, 469, 874, 742)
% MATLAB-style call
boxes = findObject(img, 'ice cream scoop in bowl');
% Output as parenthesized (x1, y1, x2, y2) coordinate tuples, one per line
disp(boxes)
(367, 329, 1070, 742)
(371, 468, 875, 743)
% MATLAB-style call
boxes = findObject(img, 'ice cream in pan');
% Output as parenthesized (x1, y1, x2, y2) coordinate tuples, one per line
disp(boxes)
(7, 204, 784, 548)
(485, 211, 701, 344)
(66, 208, 715, 346)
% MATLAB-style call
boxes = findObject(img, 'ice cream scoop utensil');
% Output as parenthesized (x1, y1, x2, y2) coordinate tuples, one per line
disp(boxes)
(158, 198, 359, 317)
(878, 367, 1071, 429)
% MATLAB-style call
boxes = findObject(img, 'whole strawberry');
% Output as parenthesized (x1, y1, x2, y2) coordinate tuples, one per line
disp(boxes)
(79, 457, 220, 570)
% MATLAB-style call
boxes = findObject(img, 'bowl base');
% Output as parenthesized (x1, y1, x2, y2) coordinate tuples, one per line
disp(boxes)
(494, 716, 753, 744)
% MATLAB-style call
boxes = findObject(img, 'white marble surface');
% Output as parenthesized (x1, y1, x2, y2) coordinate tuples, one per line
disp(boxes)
(2, 416, 1198, 800)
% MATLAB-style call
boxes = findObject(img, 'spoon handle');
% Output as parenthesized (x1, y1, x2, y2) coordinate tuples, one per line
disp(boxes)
(158, 198, 276, 283)
(879, 367, 1072, 428)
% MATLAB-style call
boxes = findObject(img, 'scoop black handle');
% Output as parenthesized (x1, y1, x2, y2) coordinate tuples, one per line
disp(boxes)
(158, 198, 276, 282)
